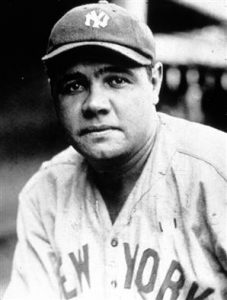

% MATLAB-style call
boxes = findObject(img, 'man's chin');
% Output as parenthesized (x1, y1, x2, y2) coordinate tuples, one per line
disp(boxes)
(83, 148, 122, 162)
(74, 143, 126, 163)
(71, 136, 127, 161)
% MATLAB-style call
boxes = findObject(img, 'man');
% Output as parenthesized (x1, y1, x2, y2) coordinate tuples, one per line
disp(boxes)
(4, 1, 227, 299)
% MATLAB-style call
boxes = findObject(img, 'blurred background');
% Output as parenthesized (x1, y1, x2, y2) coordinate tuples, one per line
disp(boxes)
(0, 0, 226, 296)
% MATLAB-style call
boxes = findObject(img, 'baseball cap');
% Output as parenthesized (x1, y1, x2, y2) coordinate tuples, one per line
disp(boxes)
(42, 0, 156, 65)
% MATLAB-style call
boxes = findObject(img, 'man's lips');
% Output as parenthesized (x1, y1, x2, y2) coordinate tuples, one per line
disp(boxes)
(79, 125, 120, 136)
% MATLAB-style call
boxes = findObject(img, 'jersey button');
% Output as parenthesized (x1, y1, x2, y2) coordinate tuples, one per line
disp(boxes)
(111, 238, 118, 247)
(111, 280, 117, 288)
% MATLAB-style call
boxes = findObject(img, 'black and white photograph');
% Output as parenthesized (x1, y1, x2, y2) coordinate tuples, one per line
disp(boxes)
(0, 0, 227, 299)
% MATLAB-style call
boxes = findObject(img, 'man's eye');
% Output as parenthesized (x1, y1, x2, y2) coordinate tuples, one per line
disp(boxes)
(108, 76, 130, 88)
(60, 81, 85, 95)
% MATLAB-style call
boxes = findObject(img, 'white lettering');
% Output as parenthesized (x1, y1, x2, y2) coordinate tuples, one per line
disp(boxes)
(85, 10, 110, 28)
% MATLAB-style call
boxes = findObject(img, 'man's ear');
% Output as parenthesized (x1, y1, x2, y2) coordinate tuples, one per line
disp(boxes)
(150, 62, 163, 105)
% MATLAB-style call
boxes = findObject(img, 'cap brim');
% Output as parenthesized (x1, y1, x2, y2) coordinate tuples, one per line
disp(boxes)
(42, 41, 152, 65)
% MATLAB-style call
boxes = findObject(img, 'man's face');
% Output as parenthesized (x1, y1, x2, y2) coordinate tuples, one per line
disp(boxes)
(51, 56, 162, 163)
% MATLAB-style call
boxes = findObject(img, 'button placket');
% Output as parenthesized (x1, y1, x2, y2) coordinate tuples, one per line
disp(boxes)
(107, 235, 119, 293)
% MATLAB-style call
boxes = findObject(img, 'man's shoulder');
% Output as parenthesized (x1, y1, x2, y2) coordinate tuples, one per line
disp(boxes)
(20, 146, 84, 196)
(158, 113, 227, 180)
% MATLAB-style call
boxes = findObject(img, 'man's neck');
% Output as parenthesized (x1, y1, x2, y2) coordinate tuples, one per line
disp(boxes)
(88, 133, 157, 223)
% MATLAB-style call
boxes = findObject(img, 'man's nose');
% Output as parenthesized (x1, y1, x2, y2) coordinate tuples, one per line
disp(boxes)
(82, 84, 111, 118)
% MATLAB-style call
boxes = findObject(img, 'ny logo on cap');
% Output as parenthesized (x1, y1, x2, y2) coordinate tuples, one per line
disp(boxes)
(85, 10, 110, 28)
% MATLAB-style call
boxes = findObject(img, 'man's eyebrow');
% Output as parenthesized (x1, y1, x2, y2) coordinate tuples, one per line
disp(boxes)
(55, 66, 135, 83)
(95, 66, 135, 77)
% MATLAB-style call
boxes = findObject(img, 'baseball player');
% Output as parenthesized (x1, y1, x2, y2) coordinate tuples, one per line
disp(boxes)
(3, 1, 227, 300)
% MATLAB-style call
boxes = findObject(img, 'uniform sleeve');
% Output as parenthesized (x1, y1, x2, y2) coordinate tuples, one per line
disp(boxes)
(205, 172, 227, 275)
(3, 192, 62, 300)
